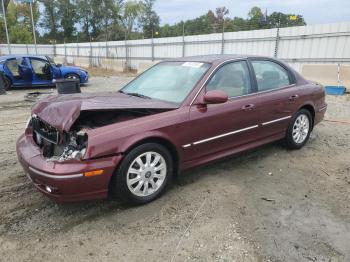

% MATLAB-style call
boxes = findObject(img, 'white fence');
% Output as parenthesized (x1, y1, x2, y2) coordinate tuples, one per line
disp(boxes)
(1, 22, 350, 72)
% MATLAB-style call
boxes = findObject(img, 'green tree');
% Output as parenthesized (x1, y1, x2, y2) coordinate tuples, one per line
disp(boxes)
(2, 0, 39, 44)
(38, 0, 60, 42)
(268, 12, 306, 27)
(122, 0, 142, 40)
(139, 0, 159, 38)
(58, 0, 77, 41)
(247, 6, 263, 30)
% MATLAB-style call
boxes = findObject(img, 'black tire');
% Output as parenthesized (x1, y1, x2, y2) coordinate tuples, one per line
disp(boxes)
(64, 73, 80, 81)
(110, 143, 173, 205)
(3, 76, 11, 91)
(285, 109, 313, 150)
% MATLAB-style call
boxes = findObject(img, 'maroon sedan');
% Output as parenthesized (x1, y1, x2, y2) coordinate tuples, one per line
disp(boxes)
(16, 55, 327, 204)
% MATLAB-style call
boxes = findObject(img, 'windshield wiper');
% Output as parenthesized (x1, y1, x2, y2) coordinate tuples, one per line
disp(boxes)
(122, 91, 151, 99)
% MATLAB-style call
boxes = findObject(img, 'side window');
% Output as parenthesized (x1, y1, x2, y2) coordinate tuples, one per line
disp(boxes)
(251, 60, 291, 91)
(206, 61, 252, 97)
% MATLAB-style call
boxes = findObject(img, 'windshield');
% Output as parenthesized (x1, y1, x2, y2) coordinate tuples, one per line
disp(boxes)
(121, 61, 211, 104)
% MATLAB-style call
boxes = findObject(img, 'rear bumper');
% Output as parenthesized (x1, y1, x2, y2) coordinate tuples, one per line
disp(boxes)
(16, 133, 122, 202)
(315, 104, 327, 125)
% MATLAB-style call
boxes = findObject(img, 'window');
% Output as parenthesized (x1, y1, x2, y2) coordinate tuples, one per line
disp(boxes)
(251, 60, 291, 91)
(206, 61, 252, 97)
(6, 59, 20, 77)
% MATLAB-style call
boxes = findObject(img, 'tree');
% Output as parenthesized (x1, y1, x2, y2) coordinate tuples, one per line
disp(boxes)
(58, 0, 77, 41)
(139, 0, 159, 38)
(215, 7, 229, 32)
(268, 12, 306, 27)
(2, 0, 39, 44)
(38, 0, 60, 42)
(247, 6, 263, 30)
(122, 0, 142, 40)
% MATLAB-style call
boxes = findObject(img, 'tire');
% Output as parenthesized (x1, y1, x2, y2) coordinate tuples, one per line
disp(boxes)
(3, 76, 11, 91)
(64, 73, 80, 81)
(285, 109, 312, 149)
(110, 143, 173, 205)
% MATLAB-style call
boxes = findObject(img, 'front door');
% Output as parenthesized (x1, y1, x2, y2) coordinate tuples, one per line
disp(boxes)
(28, 57, 53, 85)
(183, 60, 261, 161)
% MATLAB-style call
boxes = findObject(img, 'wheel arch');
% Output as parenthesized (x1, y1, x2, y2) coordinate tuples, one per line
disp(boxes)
(2, 74, 12, 89)
(123, 136, 180, 177)
(107, 135, 180, 197)
(64, 72, 80, 79)
(298, 104, 315, 129)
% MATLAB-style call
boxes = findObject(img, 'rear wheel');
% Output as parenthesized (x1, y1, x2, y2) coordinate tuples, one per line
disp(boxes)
(3, 76, 11, 90)
(285, 109, 312, 149)
(110, 143, 173, 204)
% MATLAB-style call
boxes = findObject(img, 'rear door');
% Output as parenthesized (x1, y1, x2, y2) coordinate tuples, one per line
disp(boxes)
(4, 57, 32, 86)
(249, 59, 300, 138)
(183, 60, 261, 161)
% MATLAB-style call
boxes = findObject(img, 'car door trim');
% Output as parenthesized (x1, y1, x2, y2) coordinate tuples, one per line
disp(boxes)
(182, 125, 259, 148)
(182, 115, 294, 148)
(262, 116, 292, 126)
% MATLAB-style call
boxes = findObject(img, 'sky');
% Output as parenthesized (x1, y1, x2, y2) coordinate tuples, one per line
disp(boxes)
(154, 0, 350, 25)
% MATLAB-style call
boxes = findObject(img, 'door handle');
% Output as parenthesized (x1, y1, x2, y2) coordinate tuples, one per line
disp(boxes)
(241, 104, 255, 111)
(289, 95, 299, 101)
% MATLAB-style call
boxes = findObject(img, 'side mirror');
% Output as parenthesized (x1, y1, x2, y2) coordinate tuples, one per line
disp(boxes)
(203, 90, 228, 104)
(56, 63, 62, 67)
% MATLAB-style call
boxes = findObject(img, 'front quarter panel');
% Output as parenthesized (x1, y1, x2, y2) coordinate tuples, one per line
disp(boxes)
(85, 107, 190, 160)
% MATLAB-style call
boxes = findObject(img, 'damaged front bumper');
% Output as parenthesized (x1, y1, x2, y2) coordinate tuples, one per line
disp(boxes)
(16, 133, 122, 202)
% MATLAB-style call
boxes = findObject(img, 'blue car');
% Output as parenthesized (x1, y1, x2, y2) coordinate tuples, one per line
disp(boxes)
(0, 55, 88, 90)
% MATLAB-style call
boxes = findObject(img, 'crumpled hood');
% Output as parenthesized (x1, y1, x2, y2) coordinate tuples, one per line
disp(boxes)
(31, 92, 178, 132)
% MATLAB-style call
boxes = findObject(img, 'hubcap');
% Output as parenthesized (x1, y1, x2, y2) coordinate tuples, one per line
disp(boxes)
(292, 114, 310, 144)
(126, 151, 167, 197)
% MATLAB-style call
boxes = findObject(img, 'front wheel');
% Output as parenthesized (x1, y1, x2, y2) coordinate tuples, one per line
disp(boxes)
(110, 143, 173, 204)
(285, 109, 312, 149)
(64, 73, 80, 82)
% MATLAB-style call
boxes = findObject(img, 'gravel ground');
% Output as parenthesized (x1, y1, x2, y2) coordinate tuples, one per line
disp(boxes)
(0, 77, 349, 262)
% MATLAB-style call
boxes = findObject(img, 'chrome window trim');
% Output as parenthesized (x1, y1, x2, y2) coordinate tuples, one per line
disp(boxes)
(29, 166, 83, 180)
(262, 116, 292, 126)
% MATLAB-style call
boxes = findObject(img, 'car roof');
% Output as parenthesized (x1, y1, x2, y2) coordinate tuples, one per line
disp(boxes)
(0, 55, 49, 61)
(165, 54, 276, 64)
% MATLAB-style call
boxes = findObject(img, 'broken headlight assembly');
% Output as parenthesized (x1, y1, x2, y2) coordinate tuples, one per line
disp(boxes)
(56, 130, 88, 162)
(47, 130, 88, 162)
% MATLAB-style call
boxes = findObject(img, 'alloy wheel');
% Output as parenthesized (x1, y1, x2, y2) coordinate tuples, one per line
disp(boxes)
(126, 151, 167, 197)
(292, 114, 310, 144)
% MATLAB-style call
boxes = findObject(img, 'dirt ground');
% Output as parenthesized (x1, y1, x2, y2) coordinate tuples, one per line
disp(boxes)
(0, 77, 349, 262)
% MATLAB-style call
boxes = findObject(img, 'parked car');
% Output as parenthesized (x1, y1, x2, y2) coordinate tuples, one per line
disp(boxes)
(0, 55, 88, 90)
(16, 55, 327, 204)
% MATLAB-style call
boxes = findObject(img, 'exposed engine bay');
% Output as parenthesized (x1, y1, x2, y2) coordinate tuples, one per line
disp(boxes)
(30, 108, 168, 162)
